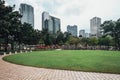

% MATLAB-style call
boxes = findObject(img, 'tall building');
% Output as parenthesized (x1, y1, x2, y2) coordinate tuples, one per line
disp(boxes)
(85, 33, 90, 38)
(67, 25, 77, 37)
(79, 29, 85, 37)
(19, 3, 34, 28)
(42, 12, 61, 34)
(42, 12, 49, 29)
(90, 17, 101, 37)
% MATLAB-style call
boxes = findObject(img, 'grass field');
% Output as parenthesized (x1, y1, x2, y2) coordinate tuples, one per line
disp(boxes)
(3, 50, 120, 74)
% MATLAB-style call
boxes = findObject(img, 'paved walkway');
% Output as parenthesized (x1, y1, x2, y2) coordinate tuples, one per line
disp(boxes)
(0, 55, 120, 80)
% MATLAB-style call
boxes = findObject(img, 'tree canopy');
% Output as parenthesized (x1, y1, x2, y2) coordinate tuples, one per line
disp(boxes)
(101, 19, 120, 50)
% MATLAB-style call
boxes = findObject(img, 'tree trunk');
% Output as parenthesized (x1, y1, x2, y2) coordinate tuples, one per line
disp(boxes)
(11, 42, 14, 51)
(4, 34, 8, 52)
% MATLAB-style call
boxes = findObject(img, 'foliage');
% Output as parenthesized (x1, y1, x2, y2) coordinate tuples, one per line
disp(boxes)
(80, 38, 89, 46)
(89, 37, 98, 46)
(0, 1, 41, 51)
(56, 31, 64, 45)
(66, 35, 79, 45)
(40, 29, 52, 45)
(98, 36, 113, 46)
(0, 0, 15, 51)
(101, 19, 120, 50)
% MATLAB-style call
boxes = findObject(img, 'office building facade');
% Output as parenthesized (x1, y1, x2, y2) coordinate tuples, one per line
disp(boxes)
(85, 33, 90, 38)
(79, 29, 85, 37)
(42, 12, 61, 34)
(67, 25, 77, 37)
(19, 3, 34, 28)
(90, 17, 101, 38)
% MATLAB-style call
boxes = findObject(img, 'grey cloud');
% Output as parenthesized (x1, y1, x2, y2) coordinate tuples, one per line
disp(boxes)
(64, 7, 84, 17)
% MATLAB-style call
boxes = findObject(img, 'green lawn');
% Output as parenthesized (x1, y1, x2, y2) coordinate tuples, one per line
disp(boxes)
(3, 50, 120, 74)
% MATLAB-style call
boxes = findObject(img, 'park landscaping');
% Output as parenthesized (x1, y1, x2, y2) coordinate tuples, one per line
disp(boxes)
(3, 50, 120, 74)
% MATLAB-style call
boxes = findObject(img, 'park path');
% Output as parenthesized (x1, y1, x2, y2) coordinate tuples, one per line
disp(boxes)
(0, 54, 120, 80)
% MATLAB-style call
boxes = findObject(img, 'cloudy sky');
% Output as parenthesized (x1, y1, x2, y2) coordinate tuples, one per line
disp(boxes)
(6, 0, 120, 33)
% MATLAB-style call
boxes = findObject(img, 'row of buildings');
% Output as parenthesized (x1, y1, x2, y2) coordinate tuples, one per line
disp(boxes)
(19, 3, 60, 34)
(67, 17, 102, 38)
(19, 3, 102, 38)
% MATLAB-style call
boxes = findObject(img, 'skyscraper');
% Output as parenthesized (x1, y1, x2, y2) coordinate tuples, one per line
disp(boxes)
(85, 33, 90, 38)
(42, 12, 61, 34)
(67, 25, 78, 37)
(19, 3, 34, 28)
(79, 29, 85, 37)
(42, 12, 49, 29)
(90, 17, 101, 38)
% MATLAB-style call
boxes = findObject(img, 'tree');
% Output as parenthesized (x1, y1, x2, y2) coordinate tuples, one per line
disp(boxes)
(101, 19, 120, 50)
(80, 38, 89, 47)
(116, 19, 120, 49)
(63, 32, 71, 43)
(41, 29, 53, 46)
(98, 36, 113, 49)
(7, 11, 22, 50)
(0, 0, 42, 52)
(66, 35, 80, 48)
(21, 23, 34, 45)
(56, 31, 64, 45)
(89, 37, 98, 46)
(32, 29, 41, 45)
(0, 0, 13, 52)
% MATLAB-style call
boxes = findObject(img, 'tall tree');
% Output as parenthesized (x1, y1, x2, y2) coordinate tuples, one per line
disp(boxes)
(7, 11, 22, 50)
(0, 0, 13, 52)
(98, 36, 113, 49)
(40, 29, 52, 45)
(89, 37, 98, 46)
(80, 38, 89, 47)
(116, 19, 120, 49)
(66, 35, 80, 47)
(56, 31, 64, 45)
(101, 19, 120, 50)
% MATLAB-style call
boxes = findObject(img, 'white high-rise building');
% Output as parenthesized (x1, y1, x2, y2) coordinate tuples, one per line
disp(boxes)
(19, 3, 34, 28)
(90, 17, 101, 37)
(67, 25, 78, 37)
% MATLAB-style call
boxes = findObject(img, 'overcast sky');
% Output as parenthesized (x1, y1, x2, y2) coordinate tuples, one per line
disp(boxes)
(6, 0, 120, 33)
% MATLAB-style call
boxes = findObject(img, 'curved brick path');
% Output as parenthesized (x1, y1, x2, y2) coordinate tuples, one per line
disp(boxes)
(0, 55, 120, 80)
